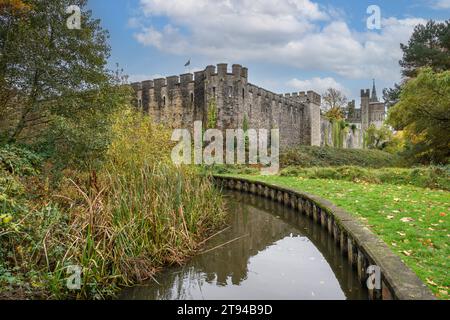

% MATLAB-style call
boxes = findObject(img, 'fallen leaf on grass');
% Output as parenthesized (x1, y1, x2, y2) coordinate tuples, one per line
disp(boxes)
(440, 212, 447, 217)
(400, 217, 414, 223)
(422, 239, 434, 247)
(402, 250, 413, 256)
(387, 215, 394, 220)
(426, 278, 438, 286)
(397, 232, 406, 237)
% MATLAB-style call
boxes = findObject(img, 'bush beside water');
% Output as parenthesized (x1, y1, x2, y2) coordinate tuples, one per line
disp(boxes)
(0, 109, 225, 299)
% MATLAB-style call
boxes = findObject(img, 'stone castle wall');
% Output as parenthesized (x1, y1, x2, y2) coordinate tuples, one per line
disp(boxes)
(131, 63, 322, 149)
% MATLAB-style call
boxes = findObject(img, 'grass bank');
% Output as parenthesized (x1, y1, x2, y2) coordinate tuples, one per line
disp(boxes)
(281, 146, 402, 168)
(0, 110, 225, 299)
(222, 174, 449, 299)
(280, 166, 450, 191)
(213, 165, 449, 191)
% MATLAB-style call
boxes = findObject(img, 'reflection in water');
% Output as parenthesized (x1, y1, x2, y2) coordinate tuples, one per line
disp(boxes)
(120, 191, 368, 300)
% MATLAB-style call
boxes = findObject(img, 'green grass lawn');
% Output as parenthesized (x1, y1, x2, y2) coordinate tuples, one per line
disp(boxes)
(227, 174, 450, 299)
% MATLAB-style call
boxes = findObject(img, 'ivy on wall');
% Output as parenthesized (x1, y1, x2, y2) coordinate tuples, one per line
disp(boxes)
(207, 99, 218, 129)
(331, 119, 350, 149)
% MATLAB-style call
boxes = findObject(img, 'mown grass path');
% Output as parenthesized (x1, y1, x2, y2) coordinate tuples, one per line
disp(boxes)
(227, 175, 449, 299)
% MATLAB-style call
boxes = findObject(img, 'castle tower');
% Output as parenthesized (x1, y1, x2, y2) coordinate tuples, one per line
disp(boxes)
(305, 91, 321, 146)
(203, 63, 248, 130)
(368, 79, 386, 129)
(359, 80, 385, 131)
(347, 100, 356, 118)
(360, 89, 371, 131)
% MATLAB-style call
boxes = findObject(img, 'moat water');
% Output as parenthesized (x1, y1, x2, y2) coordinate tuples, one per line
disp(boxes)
(119, 191, 368, 300)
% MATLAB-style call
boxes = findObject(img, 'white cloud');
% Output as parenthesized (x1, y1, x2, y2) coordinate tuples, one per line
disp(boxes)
(135, 0, 328, 54)
(287, 77, 349, 96)
(132, 0, 427, 84)
(128, 73, 164, 83)
(134, 25, 188, 52)
(432, 0, 450, 9)
(140, 0, 328, 21)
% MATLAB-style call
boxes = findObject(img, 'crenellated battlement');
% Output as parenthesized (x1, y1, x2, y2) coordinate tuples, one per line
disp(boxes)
(131, 63, 322, 148)
(307, 91, 321, 106)
(132, 64, 251, 93)
(203, 63, 248, 79)
(281, 90, 321, 106)
(360, 89, 370, 98)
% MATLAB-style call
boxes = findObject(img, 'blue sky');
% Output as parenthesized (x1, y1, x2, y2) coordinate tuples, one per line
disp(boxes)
(87, 0, 449, 105)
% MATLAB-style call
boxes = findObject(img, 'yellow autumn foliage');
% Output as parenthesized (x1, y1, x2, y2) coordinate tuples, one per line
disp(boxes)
(106, 108, 174, 173)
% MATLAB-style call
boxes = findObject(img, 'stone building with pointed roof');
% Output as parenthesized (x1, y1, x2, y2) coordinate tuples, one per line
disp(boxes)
(344, 80, 386, 131)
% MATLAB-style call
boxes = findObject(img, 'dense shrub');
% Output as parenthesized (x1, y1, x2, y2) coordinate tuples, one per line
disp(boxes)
(279, 165, 450, 190)
(0, 144, 43, 175)
(280, 146, 402, 168)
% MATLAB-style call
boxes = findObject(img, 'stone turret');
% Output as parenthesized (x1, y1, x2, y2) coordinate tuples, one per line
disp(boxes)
(361, 88, 370, 131)
(305, 91, 321, 146)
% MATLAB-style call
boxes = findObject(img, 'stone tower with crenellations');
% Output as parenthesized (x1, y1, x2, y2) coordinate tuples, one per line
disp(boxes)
(131, 63, 322, 149)
(343, 80, 386, 132)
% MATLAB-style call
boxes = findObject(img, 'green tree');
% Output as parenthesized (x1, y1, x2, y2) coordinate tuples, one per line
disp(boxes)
(387, 68, 450, 163)
(0, 0, 116, 143)
(384, 20, 449, 123)
(383, 83, 403, 110)
(0, 0, 133, 167)
(365, 124, 393, 150)
(400, 20, 450, 78)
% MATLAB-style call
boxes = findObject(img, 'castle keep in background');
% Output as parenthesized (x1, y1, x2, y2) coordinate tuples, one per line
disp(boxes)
(131, 63, 385, 149)
(321, 80, 386, 148)
(345, 80, 386, 131)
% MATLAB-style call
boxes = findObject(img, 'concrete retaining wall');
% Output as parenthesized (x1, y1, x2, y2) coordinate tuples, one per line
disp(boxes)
(214, 176, 436, 300)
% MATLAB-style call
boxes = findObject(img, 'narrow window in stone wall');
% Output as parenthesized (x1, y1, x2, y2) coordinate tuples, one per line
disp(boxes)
(190, 92, 194, 103)
(228, 86, 233, 98)
(249, 104, 252, 117)
(163, 96, 166, 107)
(212, 87, 216, 97)
(242, 88, 245, 99)
(138, 99, 142, 109)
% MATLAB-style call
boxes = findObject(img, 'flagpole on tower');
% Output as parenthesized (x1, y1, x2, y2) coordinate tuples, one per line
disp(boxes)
(184, 58, 191, 74)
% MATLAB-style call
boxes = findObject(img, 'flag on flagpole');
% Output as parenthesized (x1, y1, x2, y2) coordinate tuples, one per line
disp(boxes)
(184, 59, 191, 67)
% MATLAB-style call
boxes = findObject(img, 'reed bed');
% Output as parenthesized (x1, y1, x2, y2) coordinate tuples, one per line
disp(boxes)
(1, 109, 225, 299)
